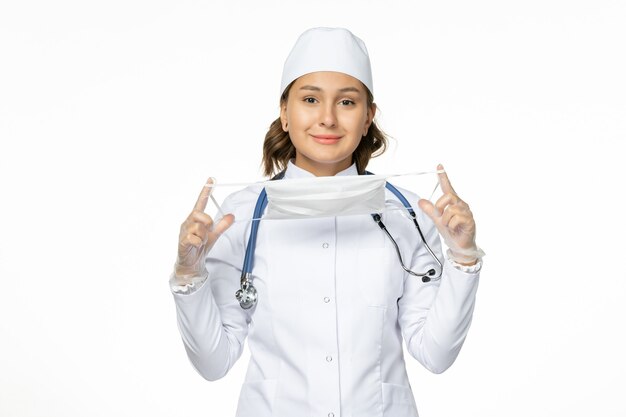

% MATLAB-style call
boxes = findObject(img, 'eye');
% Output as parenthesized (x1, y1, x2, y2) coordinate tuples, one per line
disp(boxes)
(340, 99, 355, 106)
(304, 97, 317, 104)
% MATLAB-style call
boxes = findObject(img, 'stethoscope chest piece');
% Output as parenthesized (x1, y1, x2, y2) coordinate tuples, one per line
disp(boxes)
(236, 273, 258, 309)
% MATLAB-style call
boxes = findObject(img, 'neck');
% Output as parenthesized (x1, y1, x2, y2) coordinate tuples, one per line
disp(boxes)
(293, 156, 353, 177)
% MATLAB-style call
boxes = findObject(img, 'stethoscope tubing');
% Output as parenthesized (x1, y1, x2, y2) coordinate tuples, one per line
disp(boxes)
(369, 175, 442, 282)
(235, 170, 443, 309)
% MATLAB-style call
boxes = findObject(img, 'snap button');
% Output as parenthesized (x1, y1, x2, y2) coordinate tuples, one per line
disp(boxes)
(328, 413, 335, 417)
(326, 355, 332, 362)
(322, 242, 329, 248)
(323, 297, 330, 303)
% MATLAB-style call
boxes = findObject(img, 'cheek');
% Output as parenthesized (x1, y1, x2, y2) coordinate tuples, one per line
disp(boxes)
(287, 105, 316, 125)
(339, 111, 366, 129)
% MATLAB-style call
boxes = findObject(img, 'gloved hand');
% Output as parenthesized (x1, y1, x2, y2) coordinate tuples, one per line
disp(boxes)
(417, 164, 485, 265)
(173, 178, 235, 285)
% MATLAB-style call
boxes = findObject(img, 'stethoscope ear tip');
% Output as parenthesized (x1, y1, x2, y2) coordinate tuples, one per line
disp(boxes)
(421, 269, 438, 283)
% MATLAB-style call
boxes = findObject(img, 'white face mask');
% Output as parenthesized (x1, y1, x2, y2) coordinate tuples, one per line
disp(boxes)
(207, 169, 443, 222)
(263, 175, 388, 219)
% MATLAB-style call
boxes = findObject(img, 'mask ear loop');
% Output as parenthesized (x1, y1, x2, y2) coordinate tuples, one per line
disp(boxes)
(383, 177, 440, 220)
(428, 180, 440, 202)
(206, 177, 226, 220)
(212, 172, 442, 223)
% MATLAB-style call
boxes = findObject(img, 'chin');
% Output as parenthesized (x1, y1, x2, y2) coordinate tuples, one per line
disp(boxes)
(311, 155, 351, 166)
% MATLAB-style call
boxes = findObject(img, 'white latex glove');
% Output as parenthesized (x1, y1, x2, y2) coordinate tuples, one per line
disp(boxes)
(417, 164, 485, 265)
(173, 178, 235, 284)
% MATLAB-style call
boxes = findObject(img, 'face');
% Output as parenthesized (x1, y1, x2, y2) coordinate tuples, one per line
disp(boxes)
(280, 71, 377, 176)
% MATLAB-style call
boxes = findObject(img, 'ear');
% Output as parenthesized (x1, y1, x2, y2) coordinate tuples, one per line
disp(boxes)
(363, 102, 377, 136)
(280, 102, 288, 132)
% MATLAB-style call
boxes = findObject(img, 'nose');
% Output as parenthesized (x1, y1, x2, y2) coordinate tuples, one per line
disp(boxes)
(319, 102, 337, 128)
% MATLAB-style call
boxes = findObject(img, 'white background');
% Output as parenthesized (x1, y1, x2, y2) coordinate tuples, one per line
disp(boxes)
(1, 1, 625, 416)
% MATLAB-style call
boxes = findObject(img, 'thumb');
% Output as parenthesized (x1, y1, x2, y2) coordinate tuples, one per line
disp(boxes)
(212, 213, 235, 236)
(418, 198, 441, 220)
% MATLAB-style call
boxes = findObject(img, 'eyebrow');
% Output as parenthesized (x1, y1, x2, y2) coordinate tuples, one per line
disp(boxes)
(298, 85, 362, 94)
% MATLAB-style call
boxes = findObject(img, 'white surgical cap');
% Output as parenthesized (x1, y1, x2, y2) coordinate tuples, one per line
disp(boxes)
(279, 27, 374, 97)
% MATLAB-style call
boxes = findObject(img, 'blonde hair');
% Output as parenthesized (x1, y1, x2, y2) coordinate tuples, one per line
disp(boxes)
(261, 79, 389, 177)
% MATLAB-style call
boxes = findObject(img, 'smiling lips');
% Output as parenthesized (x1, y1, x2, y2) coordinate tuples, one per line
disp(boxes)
(311, 134, 342, 144)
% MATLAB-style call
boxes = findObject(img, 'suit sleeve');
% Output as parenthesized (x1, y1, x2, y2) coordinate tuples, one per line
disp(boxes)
(169, 195, 252, 381)
(396, 197, 481, 374)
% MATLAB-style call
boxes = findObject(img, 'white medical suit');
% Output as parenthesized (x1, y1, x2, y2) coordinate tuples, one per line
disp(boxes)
(170, 160, 482, 417)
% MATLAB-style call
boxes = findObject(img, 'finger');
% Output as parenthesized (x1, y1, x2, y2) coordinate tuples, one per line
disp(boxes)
(448, 215, 475, 234)
(188, 222, 209, 242)
(417, 198, 442, 220)
(441, 205, 465, 227)
(437, 163, 457, 195)
(212, 213, 235, 236)
(448, 215, 464, 232)
(435, 193, 460, 215)
(193, 177, 216, 213)
(182, 233, 203, 248)
(189, 211, 214, 228)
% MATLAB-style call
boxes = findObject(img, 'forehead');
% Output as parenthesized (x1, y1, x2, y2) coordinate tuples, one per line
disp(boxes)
(292, 71, 365, 93)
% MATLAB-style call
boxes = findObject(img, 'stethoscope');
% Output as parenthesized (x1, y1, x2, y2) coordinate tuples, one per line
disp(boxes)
(235, 170, 443, 309)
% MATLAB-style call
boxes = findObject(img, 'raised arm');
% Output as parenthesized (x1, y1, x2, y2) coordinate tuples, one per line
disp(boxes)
(398, 164, 484, 373)
(169, 179, 249, 381)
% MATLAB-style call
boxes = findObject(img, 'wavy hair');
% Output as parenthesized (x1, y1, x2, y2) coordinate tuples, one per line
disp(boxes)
(261, 79, 389, 177)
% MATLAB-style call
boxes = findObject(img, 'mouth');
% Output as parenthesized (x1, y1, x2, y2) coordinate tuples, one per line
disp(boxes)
(311, 134, 342, 144)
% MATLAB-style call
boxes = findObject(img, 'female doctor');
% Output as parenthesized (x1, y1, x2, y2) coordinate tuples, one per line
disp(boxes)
(169, 27, 484, 417)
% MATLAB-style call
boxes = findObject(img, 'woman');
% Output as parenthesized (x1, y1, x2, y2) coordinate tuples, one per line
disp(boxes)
(170, 27, 484, 417)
